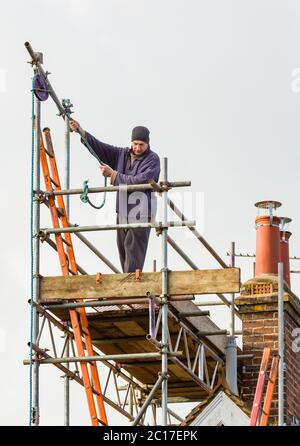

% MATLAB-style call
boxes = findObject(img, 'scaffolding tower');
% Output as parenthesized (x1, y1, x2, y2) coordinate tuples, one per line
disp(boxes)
(25, 42, 242, 426)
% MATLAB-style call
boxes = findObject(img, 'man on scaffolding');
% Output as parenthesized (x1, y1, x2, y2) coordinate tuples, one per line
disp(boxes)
(69, 120, 160, 273)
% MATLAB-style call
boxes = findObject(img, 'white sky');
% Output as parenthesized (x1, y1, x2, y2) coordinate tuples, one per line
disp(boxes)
(1, 0, 300, 426)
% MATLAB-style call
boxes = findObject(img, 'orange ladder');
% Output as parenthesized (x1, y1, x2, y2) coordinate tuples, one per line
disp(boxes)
(250, 347, 279, 426)
(40, 127, 108, 426)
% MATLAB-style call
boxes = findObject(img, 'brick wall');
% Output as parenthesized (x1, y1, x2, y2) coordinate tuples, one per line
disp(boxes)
(236, 292, 300, 426)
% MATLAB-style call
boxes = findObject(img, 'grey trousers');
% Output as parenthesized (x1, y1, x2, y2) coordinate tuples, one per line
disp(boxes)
(116, 215, 151, 273)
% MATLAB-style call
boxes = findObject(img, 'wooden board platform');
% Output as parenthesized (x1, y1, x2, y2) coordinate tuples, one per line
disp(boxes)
(40, 268, 240, 301)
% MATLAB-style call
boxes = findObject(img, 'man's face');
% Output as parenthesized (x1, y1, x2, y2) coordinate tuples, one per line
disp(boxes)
(131, 140, 148, 155)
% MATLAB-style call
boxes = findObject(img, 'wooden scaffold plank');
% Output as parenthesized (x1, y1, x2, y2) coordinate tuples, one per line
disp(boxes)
(40, 268, 240, 301)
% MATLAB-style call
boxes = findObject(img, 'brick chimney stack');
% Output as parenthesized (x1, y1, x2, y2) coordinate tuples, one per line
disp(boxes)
(236, 201, 300, 425)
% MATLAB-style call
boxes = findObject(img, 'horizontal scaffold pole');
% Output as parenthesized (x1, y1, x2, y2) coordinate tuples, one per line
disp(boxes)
(38, 181, 191, 197)
(24, 351, 182, 365)
(42, 294, 194, 310)
(40, 268, 240, 301)
(38, 220, 195, 237)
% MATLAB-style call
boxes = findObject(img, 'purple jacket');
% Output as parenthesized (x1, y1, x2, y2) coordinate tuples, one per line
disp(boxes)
(83, 132, 161, 221)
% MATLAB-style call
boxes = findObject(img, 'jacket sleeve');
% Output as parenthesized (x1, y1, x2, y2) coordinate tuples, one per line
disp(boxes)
(114, 155, 160, 185)
(81, 132, 124, 170)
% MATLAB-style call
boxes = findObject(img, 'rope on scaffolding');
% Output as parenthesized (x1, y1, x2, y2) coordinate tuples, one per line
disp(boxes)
(80, 177, 107, 210)
(66, 124, 108, 210)
(29, 74, 36, 426)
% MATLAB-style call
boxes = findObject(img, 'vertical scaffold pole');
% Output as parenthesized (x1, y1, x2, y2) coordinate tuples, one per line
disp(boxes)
(64, 104, 71, 217)
(229, 241, 236, 337)
(32, 95, 41, 426)
(226, 241, 238, 395)
(278, 261, 284, 426)
(64, 336, 70, 426)
(63, 99, 71, 426)
(161, 157, 169, 425)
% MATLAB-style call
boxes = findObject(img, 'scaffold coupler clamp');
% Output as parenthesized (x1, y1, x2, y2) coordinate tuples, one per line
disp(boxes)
(159, 292, 169, 306)
(62, 98, 73, 118)
(155, 221, 164, 236)
(37, 230, 49, 242)
(159, 180, 170, 192)
(158, 371, 169, 381)
(113, 362, 122, 375)
(34, 190, 46, 204)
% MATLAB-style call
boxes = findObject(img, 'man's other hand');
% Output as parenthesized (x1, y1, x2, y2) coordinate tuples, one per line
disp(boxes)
(69, 119, 81, 133)
(100, 163, 114, 178)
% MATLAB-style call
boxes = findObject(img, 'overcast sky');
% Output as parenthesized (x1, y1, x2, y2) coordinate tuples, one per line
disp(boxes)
(1, 0, 300, 426)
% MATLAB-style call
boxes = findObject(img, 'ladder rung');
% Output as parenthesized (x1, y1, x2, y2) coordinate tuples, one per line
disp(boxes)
(44, 147, 54, 158)
(61, 237, 71, 247)
(57, 207, 65, 218)
(50, 177, 60, 188)
(98, 418, 107, 426)
(69, 269, 78, 275)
